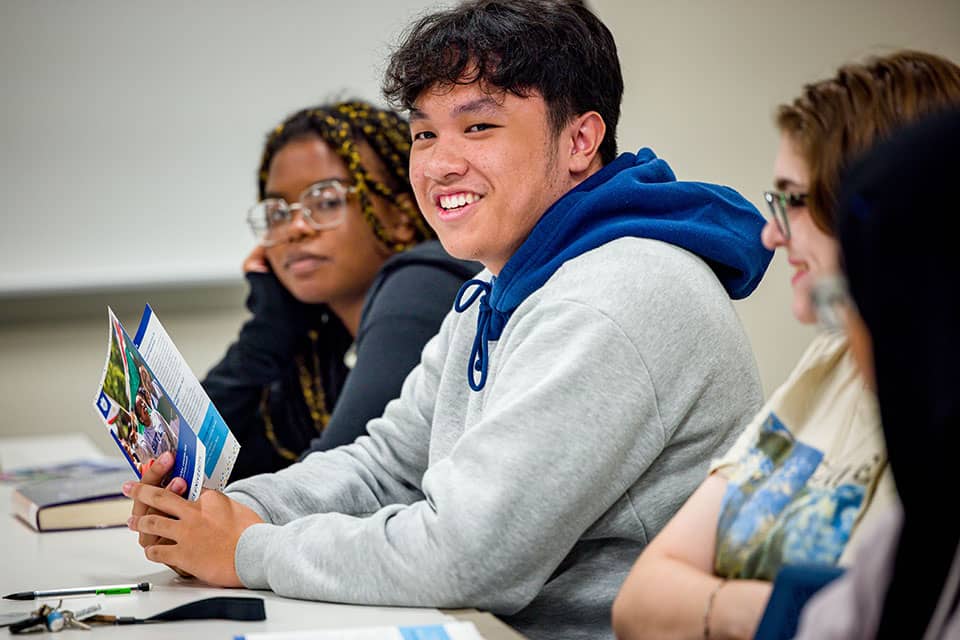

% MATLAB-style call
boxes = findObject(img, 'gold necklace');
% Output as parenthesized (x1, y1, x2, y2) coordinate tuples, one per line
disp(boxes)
(261, 330, 331, 461)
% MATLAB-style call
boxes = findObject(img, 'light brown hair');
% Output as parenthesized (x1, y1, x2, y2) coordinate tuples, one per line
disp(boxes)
(777, 50, 960, 233)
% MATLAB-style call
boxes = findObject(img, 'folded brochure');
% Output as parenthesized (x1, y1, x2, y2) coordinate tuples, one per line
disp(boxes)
(93, 304, 240, 499)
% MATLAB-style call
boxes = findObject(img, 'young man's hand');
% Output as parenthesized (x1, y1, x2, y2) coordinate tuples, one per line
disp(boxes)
(130, 452, 186, 543)
(124, 481, 263, 587)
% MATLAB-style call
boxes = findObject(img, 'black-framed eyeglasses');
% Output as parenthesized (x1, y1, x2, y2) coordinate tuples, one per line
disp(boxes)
(247, 179, 357, 247)
(762, 190, 808, 240)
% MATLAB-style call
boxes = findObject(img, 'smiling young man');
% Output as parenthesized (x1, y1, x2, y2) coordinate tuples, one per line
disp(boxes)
(409, 86, 577, 273)
(126, 1, 773, 638)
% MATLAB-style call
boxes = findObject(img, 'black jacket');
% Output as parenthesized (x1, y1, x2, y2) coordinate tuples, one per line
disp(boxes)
(203, 240, 480, 481)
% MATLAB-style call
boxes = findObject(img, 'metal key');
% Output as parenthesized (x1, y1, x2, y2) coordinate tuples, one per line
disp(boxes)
(62, 610, 91, 630)
(61, 603, 101, 630)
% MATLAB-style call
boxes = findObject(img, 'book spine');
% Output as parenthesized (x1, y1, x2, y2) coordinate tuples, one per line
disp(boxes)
(10, 488, 40, 531)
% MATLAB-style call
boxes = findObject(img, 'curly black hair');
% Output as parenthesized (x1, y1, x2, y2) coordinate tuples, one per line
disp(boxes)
(383, 0, 623, 165)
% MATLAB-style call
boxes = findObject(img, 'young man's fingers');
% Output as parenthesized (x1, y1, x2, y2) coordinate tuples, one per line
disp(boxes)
(144, 542, 180, 566)
(143, 451, 174, 485)
(137, 506, 165, 547)
(130, 451, 177, 520)
(167, 477, 188, 495)
(123, 481, 188, 518)
(169, 564, 195, 579)
(129, 513, 179, 541)
(139, 531, 165, 548)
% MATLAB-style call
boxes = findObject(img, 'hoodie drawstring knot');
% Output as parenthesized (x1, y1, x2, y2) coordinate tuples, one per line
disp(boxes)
(454, 278, 501, 391)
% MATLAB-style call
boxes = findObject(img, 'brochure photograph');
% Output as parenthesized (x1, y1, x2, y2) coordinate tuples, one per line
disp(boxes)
(132, 304, 240, 491)
(93, 308, 211, 500)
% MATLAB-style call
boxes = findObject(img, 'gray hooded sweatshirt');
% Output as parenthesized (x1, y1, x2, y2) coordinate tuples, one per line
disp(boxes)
(226, 237, 762, 639)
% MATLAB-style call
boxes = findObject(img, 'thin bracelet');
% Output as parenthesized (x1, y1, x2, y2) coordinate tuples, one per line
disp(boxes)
(703, 577, 728, 640)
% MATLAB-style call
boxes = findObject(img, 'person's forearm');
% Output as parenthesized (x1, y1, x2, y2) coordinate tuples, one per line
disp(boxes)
(613, 555, 771, 640)
(226, 419, 427, 524)
(236, 301, 663, 610)
(224, 335, 444, 522)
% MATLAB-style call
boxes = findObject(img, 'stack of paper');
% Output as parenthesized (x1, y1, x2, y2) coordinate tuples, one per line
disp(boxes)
(235, 621, 485, 640)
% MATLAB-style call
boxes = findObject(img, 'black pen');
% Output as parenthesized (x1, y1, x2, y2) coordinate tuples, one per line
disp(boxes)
(3, 582, 150, 600)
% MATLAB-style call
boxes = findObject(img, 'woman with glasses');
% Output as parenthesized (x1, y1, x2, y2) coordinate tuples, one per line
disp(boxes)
(612, 50, 960, 640)
(204, 101, 479, 481)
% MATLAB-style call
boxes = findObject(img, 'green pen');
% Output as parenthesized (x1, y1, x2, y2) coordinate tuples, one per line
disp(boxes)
(3, 582, 151, 600)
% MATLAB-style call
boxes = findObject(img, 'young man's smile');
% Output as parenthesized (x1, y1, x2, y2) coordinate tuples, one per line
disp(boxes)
(435, 190, 484, 221)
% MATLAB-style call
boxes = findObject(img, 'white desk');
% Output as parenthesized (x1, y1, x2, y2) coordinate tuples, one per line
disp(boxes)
(0, 435, 525, 639)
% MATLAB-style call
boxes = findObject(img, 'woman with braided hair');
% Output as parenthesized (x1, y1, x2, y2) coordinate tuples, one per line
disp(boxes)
(203, 100, 479, 481)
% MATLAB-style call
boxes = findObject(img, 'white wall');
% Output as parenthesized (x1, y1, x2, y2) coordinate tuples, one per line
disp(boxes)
(0, 0, 439, 294)
(1, 0, 958, 454)
(596, 0, 960, 394)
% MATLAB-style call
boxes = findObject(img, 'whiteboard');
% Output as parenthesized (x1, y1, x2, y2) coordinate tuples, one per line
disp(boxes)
(0, 0, 439, 295)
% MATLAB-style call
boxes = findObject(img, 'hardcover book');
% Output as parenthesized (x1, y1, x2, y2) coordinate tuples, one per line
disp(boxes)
(11, 470, 133, 532)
